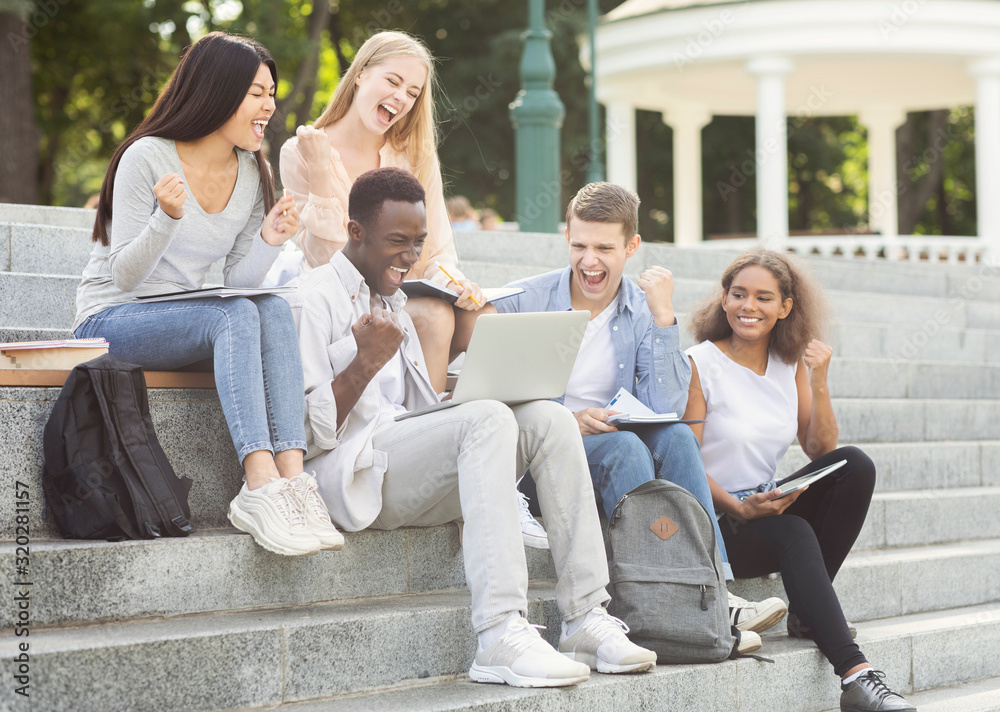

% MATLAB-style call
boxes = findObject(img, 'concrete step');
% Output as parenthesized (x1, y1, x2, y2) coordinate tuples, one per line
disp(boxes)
(244, 603, 1000, 712)
(3, 382, 998, 537)
(453, 230, 1000, 301)
(1, 223, 93, 275)
(0, 384, 240, 538)
(4, 217, 996, 301)
(0, 223, 231, 284)
(0, 204, 95, 229)
(462, 260, 994, 331)
(800, 320, 1000, 365)
(0, 584, 558, 712)
(854, 677, 1000, 712)
(8, 256, 1000, 332)
(775, 440, 1000, 492)
(832, 397, 1000, 443)
(729, 538, 1000, 630)
(855, 486, 1000, 552)
(4, 489, 993, 630)
(826, 358, 1000, 399)
(3, 486, 996, 630)
(679, 318, 1000, 366)
(0, 272, 78, 330)
(0, 326, 72, 343)
(0, 527, 554, 630)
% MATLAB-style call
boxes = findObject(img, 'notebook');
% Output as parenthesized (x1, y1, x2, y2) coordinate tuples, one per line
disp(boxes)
(400, 279, 524, 305)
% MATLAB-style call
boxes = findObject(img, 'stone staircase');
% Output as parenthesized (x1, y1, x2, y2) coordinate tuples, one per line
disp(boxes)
(1, 204, 999, 712)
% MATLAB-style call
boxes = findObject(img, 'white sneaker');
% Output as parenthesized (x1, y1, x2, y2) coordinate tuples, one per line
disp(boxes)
(290, 472, 344, 551)
(516, 488, 549, 550)
(470, 618, 591, 687)
(228, 478, 321, 556)
(559, 607, 657, 674)
(735, 628, 762, 655)
(728, 591, 787, 633)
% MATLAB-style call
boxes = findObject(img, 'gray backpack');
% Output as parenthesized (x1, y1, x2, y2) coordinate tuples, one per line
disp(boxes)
(606, 479, 735, 663)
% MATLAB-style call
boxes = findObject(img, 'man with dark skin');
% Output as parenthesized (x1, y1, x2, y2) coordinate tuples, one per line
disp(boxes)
(285, 167, 656, 689)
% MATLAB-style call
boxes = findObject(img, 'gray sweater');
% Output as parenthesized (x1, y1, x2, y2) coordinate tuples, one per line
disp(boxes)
(74, 137, 280, 331)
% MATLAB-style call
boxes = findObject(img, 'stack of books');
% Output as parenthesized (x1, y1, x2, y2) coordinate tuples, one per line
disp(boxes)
(0, 338, 109, 370)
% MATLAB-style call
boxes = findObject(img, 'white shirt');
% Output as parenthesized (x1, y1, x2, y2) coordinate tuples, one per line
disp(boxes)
(377, 348, 408, 418)
(563, 296, 621, 413)
(686, 340, 799, 492)
(284, 251, 439, 531)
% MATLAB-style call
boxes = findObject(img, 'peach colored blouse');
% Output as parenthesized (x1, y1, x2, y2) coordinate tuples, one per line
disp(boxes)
(279, 134, 462, 288)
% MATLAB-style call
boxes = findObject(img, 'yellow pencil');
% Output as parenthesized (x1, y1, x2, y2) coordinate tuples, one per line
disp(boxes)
(438, 264, 480, 306)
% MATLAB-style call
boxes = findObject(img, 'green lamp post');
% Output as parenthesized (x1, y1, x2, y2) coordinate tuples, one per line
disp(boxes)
(586, 0, 605, 184)
(509, 0, 565, 233)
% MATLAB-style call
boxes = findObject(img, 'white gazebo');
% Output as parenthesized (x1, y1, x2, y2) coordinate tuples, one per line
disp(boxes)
(594, 0, 1000, 260)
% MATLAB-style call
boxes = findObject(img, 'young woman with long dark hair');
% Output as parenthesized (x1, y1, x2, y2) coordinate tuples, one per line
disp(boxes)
(75, 32, 342, 557)
(683, 249, 914, 712)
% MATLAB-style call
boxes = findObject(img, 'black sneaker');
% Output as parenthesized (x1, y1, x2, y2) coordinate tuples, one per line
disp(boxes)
(787, 611, 857, 640)
(840, 670, 916, 712)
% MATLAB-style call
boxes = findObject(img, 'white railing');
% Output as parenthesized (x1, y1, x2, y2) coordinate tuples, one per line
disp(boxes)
(694, 235, 987, 264)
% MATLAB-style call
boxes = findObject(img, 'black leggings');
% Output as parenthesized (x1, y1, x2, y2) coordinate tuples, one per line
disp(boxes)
(721, 446, 875, 677)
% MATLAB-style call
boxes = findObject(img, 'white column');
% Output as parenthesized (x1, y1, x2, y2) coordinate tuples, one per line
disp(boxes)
(859, 107, 906, 239)
(970, 58, 1000, 258)
(605, 100, 637, 191)
(665, 106, 712, 245)
(747, 57, 794, 248)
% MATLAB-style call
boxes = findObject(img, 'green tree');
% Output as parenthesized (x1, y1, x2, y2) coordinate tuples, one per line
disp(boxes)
(1, 0, 39, 204)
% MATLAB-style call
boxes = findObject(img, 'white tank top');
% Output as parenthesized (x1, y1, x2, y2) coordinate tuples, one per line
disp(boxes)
(686, 340, 799, 492)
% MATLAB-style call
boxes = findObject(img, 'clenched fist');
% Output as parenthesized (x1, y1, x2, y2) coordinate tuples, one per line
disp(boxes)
(352, 306, 405, 379)
(154, 173, 187, 220)
(638, 265, 675, 327)
(295, 125, 332, 174)
(803, 339, 833, 391)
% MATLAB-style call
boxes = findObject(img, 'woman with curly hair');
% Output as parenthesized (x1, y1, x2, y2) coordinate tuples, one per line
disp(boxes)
(682, 249, 914, 712)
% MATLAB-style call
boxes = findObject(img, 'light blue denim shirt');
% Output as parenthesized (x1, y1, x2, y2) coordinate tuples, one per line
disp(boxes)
(494, 267, 691, 415)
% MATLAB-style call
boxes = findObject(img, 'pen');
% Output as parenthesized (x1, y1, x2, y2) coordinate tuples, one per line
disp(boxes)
(438, 265, 480, 306)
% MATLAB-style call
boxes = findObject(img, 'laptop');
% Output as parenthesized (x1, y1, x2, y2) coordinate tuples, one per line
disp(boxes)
(395, 310, 590, 421)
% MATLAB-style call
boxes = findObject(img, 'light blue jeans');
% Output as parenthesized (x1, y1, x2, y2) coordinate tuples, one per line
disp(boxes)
(583, 424, 734, 581)
(75, 296, 306, 464)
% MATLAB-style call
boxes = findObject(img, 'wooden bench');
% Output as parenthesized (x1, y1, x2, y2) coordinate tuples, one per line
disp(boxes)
(0, 370, 216, 388)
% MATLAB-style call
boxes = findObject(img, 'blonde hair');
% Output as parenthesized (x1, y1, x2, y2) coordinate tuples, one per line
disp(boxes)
(688, 248, 829, 364)
(313, 31, 438, 190)
(565, 182, 639, 243)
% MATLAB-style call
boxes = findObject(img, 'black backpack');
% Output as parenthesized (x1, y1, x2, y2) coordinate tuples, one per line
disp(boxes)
(42, 354, 194, 540)
(606, 479, 736, 663)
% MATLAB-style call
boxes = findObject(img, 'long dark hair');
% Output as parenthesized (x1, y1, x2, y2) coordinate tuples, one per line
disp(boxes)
(92, 32, 277, 245)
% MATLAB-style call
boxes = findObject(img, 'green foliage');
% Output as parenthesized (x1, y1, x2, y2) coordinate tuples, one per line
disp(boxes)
(898, 107, 976, 236)
(0, 0, 33, 16)
(787, 116, 868, 234)
(32, 0, 178, 205)
(24, 0, 978, 243)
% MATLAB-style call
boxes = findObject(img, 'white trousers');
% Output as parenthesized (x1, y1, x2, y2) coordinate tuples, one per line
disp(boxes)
(371, 399, 610, 633)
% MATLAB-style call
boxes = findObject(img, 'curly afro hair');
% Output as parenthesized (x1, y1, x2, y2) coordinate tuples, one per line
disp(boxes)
(348, 167, 426, 229)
